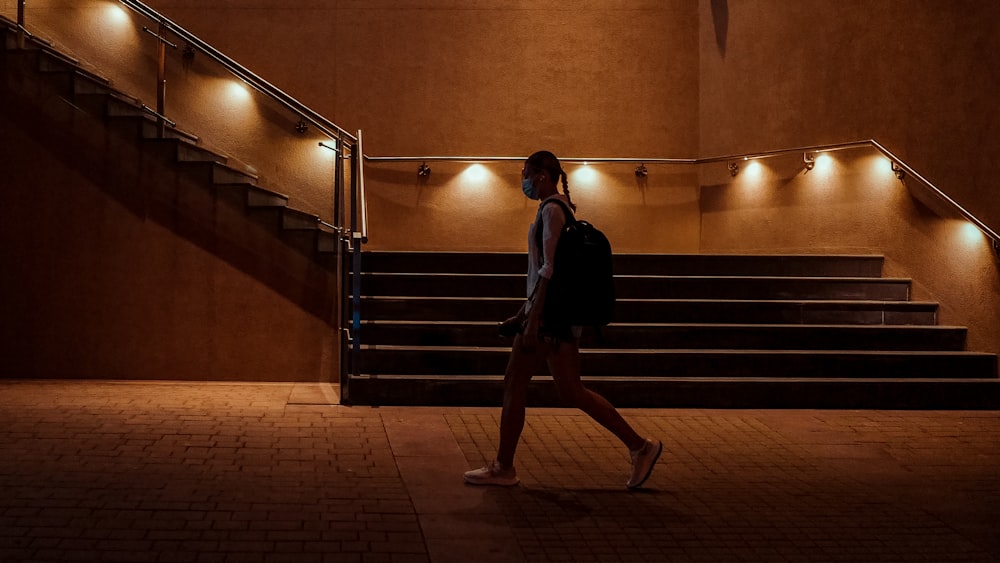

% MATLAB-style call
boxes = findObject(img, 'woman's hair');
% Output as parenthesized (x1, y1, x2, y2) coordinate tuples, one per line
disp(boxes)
(526, 150, 577, 211)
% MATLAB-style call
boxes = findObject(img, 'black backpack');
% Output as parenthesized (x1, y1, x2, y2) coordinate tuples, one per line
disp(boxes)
(535, 199, 615, 329)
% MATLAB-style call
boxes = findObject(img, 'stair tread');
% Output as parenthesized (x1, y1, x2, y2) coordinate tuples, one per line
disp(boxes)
(362, 296, 938, 306)
(353, 374, 999, 383)
(365, 320, 963, 329)
(360, 344, 993, 356)
(361, 272, 908, 281)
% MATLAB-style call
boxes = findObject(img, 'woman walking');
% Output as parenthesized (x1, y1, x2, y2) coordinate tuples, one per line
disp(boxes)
(463, 150, 662, 489)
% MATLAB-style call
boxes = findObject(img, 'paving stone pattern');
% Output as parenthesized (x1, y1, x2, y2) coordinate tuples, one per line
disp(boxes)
(1, 381, 998, 562)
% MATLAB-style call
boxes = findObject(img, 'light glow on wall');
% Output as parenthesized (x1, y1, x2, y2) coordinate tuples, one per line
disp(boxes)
(961, 221, 985, 245)
(454, 163, 497, 197)
(104, 4, 131, 26)
(570, 163, 599, 188)
(317, 140, 339, 161)
(225, 80, 252, 104)
(858, 155, 899, 194)
(461, 163, 489, 184)
(87, 2, 140, 45)
(743, 159, 763, 182)
(201, 77, 263, 143)
(813, 152, 834, 173)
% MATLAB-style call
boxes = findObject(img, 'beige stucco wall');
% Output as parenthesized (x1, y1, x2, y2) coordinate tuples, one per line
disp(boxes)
(696, 1, 1000, 353)
(699, 0, 1000, 231)
(3, 0, 998, 369)
(134, 0, 705, 250)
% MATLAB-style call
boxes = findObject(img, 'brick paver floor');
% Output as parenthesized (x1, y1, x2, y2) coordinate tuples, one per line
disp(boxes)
(1, 381, 997, 562)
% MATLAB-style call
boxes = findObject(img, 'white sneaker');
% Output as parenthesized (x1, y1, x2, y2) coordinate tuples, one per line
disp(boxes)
(463, 460, 519, 486)
(627, 438, 662, 489)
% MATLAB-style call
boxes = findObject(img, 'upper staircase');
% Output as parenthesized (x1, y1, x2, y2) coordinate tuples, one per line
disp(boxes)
(1, 19, 340, 321)
(347, 251, 1000, 409)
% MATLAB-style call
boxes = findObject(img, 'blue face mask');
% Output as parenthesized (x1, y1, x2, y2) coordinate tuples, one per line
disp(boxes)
(521, 177, 540, 200)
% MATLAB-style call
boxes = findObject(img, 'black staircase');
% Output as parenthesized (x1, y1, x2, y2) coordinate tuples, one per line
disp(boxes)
(347, 251, 1000, 409)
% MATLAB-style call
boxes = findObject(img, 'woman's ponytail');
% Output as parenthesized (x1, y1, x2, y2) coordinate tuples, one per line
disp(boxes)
(560, 171, 577, 212)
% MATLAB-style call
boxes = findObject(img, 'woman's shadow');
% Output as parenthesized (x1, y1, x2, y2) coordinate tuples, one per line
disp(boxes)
(482, 486, 684, 528)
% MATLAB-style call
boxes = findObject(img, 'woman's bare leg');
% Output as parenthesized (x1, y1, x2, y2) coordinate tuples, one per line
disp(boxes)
(496, 334, 540, 467)
(547, 341, 645, 451)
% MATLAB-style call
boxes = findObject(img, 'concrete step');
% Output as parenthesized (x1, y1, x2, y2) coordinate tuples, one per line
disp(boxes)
(247, 185, 289, 208)
(359, 251, 885, 277)
(343, 375, 1000, 409)
(357, 347, 997, 379)
(143, 138, 227, 165)
(317, 229, 340, 253)
(359, 296, 938, 324)
(357, 273, 911, 301)
(362, 322, 968, 351)
(282, 208, 320, 230)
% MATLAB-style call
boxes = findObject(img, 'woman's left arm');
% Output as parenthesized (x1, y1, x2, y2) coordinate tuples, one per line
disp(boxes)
(521, 204, 565, 351)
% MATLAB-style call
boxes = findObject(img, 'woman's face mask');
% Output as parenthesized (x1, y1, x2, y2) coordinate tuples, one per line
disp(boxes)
(521, 177, 540, 200)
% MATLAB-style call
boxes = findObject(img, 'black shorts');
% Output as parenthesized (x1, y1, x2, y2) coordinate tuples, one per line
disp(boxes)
(538, 323, 579, 343)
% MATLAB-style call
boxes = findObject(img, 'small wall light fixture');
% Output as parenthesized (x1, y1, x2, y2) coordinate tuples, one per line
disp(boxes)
(418, 162, 431, 177)
(728, 161, 739, 177)
(804, 152, 815, 171)
(890, 161, 906, 180)
(295, 119, 309, 134)
(634, 163, 648, 178)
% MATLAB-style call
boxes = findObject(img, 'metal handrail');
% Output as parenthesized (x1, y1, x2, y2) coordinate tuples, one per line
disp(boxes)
(118, 1, 356, 145)
(365, 155, 696, 164)
(363, 141, 873, 165)
(364, 139, 999, 244)
(867, 140, 1000, 244)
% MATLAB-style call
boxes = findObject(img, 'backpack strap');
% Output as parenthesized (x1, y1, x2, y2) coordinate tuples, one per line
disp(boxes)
(533, 198, 574, 269)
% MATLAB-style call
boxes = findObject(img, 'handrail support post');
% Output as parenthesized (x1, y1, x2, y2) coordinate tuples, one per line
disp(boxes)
(155, 20, 167, 138)
(16, 0, 26, 48)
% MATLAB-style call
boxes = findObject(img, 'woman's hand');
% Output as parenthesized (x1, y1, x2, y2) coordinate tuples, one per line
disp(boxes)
(520, 313, 541, 354)
(520, 277, 548, 354)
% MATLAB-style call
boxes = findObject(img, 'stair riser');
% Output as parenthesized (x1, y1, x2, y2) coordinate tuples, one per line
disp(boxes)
(345, 377, 1000, 409)
(359, 274, 911, 301)
(362, 324, 968, 351)
(358, 252, 885, 278)
(361, 298, 938, 325)
(616, 301, 937, 325)
(282, 210, 320, 230)
(362, 298, 524, 321)
(359, 350, 997, 378)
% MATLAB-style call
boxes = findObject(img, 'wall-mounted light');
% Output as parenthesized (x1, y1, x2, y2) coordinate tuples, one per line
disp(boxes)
(296, 119, 309, 134)
(728, 162, 739, 177)
(891, 161, 906, 180)
(804, 152, 815, 171)
(418, 162, 431, 177)
(634, 163, 648, 178)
